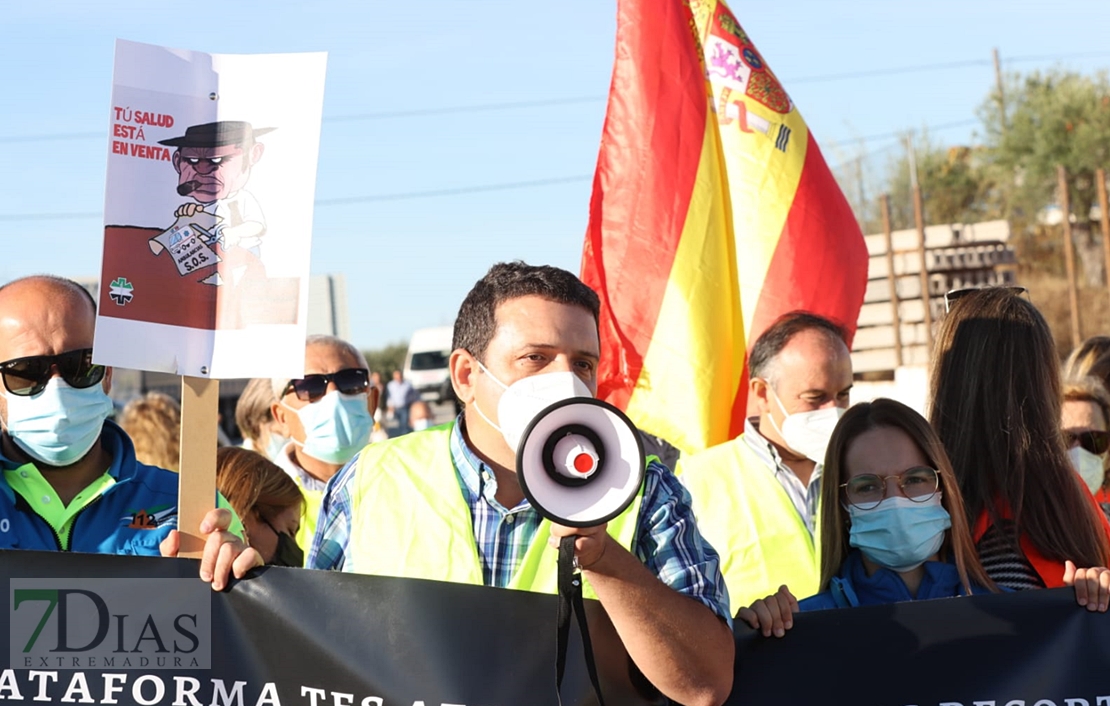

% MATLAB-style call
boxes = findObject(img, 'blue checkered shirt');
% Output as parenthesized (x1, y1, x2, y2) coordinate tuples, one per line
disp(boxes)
(308, 416, 731, 623)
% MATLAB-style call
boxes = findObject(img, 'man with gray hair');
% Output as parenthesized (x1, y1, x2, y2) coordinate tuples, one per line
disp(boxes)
(677, 311, 853, 614)
(270, 334, 378, 553)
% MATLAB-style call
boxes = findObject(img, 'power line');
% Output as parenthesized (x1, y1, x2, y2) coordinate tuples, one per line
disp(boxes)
(0, 97, 605, 145)
(830, 118, 976, 147)
(0, 175, 594, 222)
(4, 49, 1109, 145)
(0, 114, 1007, 223)
(325, 96, 602, 122)
(317, 175, 590, 206)
(792, 50, 1110, 84)
(791, 59, 990, 85)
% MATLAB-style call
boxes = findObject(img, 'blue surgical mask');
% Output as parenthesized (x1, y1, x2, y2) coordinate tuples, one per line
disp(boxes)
(283, 391, 372, 465)
(848, 495, 951, 573)
(264, 432, 289, 462)
(3, 377, 114, 467)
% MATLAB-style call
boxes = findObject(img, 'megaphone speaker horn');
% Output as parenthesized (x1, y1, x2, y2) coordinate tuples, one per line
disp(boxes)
(518, 397, 645, 527)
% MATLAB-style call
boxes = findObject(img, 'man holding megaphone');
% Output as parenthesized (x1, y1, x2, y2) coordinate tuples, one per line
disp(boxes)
(309, 262, 734, 706)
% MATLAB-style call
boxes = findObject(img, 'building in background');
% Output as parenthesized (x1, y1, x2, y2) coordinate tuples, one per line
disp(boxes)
(850, 220, 1016, 412)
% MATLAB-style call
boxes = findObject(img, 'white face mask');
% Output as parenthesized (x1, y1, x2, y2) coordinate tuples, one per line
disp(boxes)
(1069, 445, 1106, 495)
(472, 361, 592, 452)
(766, 388, 845, 464)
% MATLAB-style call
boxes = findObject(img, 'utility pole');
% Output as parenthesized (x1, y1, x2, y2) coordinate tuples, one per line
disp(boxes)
(908, 133, 933, 347)
(881, 194, 903, 367)
(1098, 169, 1110, 318)
(856, 155, 867, 216)
(993, 48, 1006, 132)
(1059, 165, 1081, 348)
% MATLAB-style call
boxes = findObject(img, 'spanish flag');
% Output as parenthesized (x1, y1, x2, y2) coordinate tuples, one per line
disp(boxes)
(581, 0, 868, 455)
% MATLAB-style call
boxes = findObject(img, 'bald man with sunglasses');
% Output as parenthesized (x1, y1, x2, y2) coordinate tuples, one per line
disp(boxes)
(270, 335, 379, 553)
(0, 275, 259, 591)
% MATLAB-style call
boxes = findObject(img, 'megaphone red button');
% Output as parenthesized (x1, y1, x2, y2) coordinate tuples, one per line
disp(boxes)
(553, 434, 600, 480)
(573, 452, 595, 475)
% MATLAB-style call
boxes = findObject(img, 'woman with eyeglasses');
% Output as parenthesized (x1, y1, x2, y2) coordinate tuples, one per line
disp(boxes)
(1061, 376, 1110, 514)
(738, 399, 1110, 638)
(738, 399, 996, 635)
(931, 287, 1110, 591)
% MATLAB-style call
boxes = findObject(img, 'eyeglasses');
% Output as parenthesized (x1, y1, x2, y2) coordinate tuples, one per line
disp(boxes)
(282, 368, 369, 403)
(944, 286, 1029, 313)
(840, 466, 940, 511)
(1066, 429, 1110, 456)
(0, 348, 106, 397)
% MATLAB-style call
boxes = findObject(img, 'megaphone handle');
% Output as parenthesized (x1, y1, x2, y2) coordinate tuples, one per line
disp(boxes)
(556, 535, 606, 706)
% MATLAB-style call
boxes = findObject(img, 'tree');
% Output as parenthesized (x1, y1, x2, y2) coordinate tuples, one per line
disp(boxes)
(882, 132, 999, 232)
(978, 69, 1110, 282)
(363, 342, 408, 379)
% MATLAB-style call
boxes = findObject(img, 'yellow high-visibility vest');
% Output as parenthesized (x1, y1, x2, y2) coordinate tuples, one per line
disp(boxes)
(293, 482, 323, 557)
(345, 423, 644, 598)
(678, 435, 820, 614)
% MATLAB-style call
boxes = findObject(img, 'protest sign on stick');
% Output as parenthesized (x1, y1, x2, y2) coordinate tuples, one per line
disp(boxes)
(95, 39, 327, 553)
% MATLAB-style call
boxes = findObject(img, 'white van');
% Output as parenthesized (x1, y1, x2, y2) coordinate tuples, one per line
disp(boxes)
(403, 326, 455, 404)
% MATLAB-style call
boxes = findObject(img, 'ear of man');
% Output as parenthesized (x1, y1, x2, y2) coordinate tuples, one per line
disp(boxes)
(270, 401, 293, 437)
(449, 349, 478, 406)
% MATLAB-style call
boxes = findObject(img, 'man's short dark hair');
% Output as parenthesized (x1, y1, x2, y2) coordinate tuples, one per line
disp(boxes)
(453, 261, 600, 361)
(748, 311, 848, 382)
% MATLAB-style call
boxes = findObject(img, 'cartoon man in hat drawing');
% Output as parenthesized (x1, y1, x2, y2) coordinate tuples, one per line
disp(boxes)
(156, 121, 274, 284)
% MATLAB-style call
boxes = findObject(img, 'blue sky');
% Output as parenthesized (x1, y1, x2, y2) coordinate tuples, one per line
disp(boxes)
(3, 0, 1110, 352)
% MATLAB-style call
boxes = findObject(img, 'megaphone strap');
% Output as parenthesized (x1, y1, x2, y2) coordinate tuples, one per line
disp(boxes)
(556, 534, 606, 706)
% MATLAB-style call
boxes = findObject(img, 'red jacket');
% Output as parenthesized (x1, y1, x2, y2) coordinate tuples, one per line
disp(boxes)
(973, 496, 1110, 589)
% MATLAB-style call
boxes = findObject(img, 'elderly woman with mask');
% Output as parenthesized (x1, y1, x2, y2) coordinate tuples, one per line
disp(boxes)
(1062, 375, 1110, 514)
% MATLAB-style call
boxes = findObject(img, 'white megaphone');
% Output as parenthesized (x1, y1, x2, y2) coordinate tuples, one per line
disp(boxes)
(517, 397, 646, 527)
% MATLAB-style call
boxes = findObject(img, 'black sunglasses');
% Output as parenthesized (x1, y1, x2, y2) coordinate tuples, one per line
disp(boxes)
(944, 286, 1029, 313)
(1066, 429, 1110, 456)
(282, 368, 369, 403)
(0, 348, 106, 397)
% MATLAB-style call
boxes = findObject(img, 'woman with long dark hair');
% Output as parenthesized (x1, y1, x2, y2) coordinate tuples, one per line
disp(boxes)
(930, 287, 1110, 590)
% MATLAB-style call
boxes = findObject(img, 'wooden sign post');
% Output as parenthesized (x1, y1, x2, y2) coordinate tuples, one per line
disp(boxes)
(177, 376, 221, 557)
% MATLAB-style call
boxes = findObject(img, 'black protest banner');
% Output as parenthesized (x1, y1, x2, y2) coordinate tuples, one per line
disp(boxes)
(730, 586, 1110, 706)
(1, 550, 658, 706)
(6, 550, 1110, 706)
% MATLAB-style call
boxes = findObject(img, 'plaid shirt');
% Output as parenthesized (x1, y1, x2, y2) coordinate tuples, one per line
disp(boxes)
(308, 416, 731, 623)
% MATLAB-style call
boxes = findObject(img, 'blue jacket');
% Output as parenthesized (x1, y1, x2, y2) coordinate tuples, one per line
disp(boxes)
(0, 421, 180, 555)
(799, 550, 994, 611)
